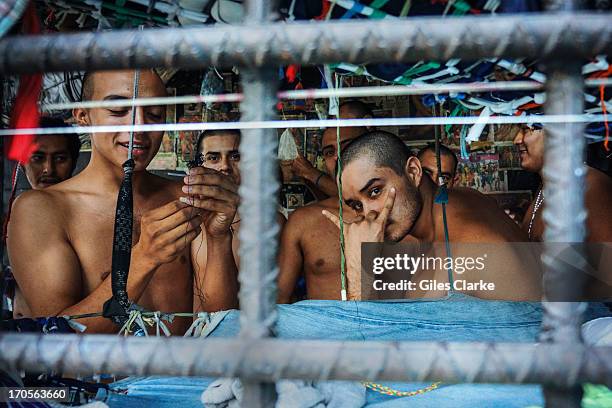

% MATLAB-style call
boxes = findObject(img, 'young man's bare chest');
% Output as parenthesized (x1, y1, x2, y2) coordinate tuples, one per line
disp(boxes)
(61, 189, 193, 309)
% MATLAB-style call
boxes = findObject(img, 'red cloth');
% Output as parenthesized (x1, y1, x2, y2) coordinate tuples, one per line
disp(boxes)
(7, 2, 42, 164)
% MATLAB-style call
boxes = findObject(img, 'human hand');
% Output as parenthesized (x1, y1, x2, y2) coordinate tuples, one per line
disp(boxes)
(181, 167, 239, 238)
(322, 187, 396, 247)
(135, 200, 202, 267)
(291, 152, 320, 181)
(322, 188, 396, 299)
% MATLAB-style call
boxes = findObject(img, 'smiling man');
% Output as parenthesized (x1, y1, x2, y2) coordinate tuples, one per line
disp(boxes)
(513, 124, 612, 242)
(8, 70, 238, 333)
(323, 131, 541, 301)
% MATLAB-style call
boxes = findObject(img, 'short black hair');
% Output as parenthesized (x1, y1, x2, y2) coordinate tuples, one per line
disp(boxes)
(39, 116, 82, 168)
(416, 143, 458, 173)
(339, 100, 373, 119)
(339, 130, 410, 177)
(196, 129, 241, 153)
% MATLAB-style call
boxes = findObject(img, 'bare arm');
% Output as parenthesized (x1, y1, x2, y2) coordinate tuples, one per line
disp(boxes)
(291, 153, 338, 197)
(8, 193, 201, 333)
(277, 212, 305, 303)
(185, 167, 239, 312)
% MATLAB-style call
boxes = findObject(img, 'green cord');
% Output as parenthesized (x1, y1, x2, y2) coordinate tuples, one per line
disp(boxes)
(337, 124, 347, 300)
(334, 76, 348, 301)
(433, 103, 454, 289)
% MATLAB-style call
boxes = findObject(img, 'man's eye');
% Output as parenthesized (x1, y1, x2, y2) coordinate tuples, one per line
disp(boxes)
(147, 111, 163, 121)
(368, 187, 381, 198)
(322, 149, 335, 158)
(30, 155, 43, 163)
(205, 154, 220, 162)
(108, 109, 129, 116)
(230, 153, 241, 161)
(54, 156, 69, 163)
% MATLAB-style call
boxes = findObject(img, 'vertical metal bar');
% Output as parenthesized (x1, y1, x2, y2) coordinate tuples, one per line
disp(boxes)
(238, 0, 279, 406)
(540, 62, 587, 407)
(539, 3, 585, 405)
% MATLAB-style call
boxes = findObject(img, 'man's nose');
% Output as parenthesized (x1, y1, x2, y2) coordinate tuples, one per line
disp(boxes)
(219, 156, 232, 175)
(362, 202, 380, 219)
(513, 130, 524, 145)
(43, 157, 55, 175)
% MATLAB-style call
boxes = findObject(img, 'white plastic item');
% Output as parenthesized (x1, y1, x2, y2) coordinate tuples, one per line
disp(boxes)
(278, 128, 299, 161)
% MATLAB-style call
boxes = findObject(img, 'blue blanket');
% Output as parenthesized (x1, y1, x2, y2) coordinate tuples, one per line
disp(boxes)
(96, 294, 609, 407)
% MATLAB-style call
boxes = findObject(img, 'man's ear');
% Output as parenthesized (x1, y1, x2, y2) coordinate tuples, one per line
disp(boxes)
(73, 108, 89, 126)
(405, 156, 422, 187)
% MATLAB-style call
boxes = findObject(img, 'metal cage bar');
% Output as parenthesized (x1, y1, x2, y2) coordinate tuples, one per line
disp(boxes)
(539, 3, 589, 406)
(540, 62, 589, 407)
(237, 0, 279, 405)
(1, 334, 611, 386)
(1, 13, 611, 74)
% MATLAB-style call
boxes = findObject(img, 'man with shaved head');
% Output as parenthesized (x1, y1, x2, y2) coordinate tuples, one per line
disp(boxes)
(323, 131, 541, 301)
(8, 70, 238, 333)
(278, 126, 367, 301)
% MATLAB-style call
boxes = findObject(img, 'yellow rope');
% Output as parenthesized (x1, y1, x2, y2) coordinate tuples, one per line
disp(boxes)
(363, 381, 442, 397)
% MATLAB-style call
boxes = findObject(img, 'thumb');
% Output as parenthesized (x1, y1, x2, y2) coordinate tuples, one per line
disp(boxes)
(322, 210, 341, 230)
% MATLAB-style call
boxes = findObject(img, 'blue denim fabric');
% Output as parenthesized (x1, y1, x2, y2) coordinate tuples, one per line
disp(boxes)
(97, 294, 609, 407)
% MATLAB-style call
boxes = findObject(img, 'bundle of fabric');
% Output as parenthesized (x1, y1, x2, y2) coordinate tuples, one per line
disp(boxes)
(202, 379, 365, 408)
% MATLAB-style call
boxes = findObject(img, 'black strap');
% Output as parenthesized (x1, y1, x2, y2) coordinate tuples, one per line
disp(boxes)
(103, 159, 135, 326)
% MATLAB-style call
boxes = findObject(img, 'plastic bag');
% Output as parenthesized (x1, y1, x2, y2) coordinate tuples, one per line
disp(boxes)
(278, 128, 299, 161)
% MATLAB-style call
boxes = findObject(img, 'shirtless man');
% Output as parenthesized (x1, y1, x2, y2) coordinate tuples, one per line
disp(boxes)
(289, 101, 374, 198)
(8, 70, 238, 334)
(10, 117, 82, 318)
(416, 143, 459, 187)
(190, 129, 284, 312)
(323, 131, 541, 301)
(513, 125, 612, 242)
(22, 116, 82, 190)
(277, 126, 367, 302)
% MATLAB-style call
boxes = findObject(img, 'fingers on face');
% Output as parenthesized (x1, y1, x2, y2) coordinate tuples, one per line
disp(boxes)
(378, 187, 396, 224)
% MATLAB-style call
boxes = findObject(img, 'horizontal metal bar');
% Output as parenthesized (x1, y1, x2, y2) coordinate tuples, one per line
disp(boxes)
(0, 334, 610, 387)
(1, 13, 611, 74)
(0, 114, 607, 136)
(40, 81, 552, 112)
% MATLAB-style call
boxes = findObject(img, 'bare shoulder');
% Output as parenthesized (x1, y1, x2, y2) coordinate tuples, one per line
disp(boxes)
(445, 187, 525, 242)
(585, 167, 612, 241)
(288, 198, 337, 225)
(447, 187, 499, 214)
(11, 189, 65, 225)
(586, 167, 612, 199)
